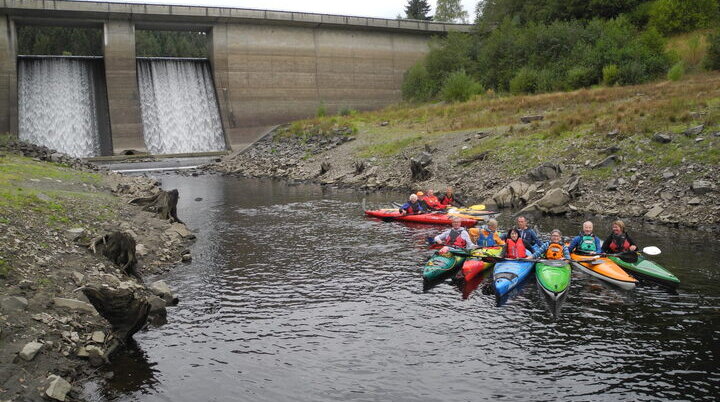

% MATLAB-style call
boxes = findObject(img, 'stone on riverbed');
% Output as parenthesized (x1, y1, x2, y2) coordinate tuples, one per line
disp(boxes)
(45, 375, 72, 401)
(18, 341, 44, 361)
(53, 298, 97, 314)
(645, 205, 664, 219)
(683, 124, 704, 137)
(691, 180, 714, 195)
(150, 280, 178, 305)
(1, 296, 28, 313)
(653, 132, 672, 143)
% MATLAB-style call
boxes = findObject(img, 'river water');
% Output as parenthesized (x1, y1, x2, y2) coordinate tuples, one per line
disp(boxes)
(85, 174, 719, 401)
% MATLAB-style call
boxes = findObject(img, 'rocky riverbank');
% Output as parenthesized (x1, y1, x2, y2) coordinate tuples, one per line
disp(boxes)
(0, 139, 193, 401)
(208, 87, 720, 232)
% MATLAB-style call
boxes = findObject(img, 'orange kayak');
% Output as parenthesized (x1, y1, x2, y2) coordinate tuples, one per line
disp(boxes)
(570, 253, 637, 290)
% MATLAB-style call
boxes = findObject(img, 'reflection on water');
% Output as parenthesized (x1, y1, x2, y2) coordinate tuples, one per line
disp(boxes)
(84, 175, 720, 401)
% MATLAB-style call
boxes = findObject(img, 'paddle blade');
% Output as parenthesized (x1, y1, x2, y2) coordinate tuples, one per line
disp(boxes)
(481, 255, 504, 264)
(642, 246, 661, 256)
(468, 204, 486, 210)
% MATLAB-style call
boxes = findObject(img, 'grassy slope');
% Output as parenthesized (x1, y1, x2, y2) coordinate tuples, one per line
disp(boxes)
(284, 72, 720, 185)
(0, 151, 122, 278)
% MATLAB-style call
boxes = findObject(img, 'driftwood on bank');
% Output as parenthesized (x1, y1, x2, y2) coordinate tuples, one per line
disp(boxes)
(129, 189, 182, 223)
(82, 286, 150, 343)
(90, 231, 140, 280)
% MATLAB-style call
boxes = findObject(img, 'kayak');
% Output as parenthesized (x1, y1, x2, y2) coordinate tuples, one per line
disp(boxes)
(493, 260, 535, 298)
(447, 207, 497, 218)
(570, 253, 637, 290)
(535, 259, 572, 301)
(608, 255, 680, 290)
(458, 246, 503, 282)
(423, 249, 467, 282)
(365, 210, 477, 227)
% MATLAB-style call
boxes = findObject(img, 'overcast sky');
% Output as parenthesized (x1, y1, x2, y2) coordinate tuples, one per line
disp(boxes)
(88, 0, 479, 21)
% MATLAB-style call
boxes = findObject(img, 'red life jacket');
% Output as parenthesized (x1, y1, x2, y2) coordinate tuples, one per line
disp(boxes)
(440, 194, 454, 207)
(608, 234, 631, 252)
(506, 238, 527, 259)
(445, 228, 467, 248)
(423, 195, 442, 210)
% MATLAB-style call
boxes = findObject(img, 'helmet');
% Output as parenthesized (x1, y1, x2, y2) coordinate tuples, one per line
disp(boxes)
(416, 191, 424, 196)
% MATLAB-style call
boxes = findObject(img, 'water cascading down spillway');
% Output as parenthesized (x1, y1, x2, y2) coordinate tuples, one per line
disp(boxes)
(137, 58, 226, 154)
(18, 56, 111, 158)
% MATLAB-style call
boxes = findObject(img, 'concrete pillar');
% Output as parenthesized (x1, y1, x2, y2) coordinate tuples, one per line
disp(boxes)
(103, 20, 144, 153)
(208, 23, 233, 150)
(0, 16, 17, 135)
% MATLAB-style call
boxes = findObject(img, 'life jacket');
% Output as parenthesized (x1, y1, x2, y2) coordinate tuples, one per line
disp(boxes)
(546, 242, 565, 260)
(403, 201, 422, 214)
(440, 194, 454, 207)
(579, 234, 598, 253)
(505, 238, 527, 259)
(445, 228, 467, 248)
(477, 229, 504, 247)
(423, 195, 442, 210)
(608, 233, 631, 252)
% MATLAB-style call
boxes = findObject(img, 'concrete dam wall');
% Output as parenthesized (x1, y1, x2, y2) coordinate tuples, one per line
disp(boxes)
(0, 0, 471, 156)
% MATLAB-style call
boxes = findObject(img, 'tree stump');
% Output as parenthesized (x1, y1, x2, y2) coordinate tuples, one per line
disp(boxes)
(353, 160, 366, 175)
(410, 151, 433, 181)
(82, 286, 150, 343)
(129, 189, 182, 223)
(90, 232, 140, 280)
(319, 161, 331, 176)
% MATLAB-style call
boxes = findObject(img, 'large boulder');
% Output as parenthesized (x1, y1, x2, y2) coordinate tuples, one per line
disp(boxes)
(563, 175, 582, 198)
(528, 162, 561, 182)
(520, 188, 571, 215)
(492, 181, 531, 209)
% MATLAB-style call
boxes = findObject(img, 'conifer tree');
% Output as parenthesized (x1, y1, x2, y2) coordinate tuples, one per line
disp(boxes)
(405, 0, 432, 20)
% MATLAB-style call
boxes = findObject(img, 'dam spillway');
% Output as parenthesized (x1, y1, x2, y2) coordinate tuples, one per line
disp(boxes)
(17, 56, 111, 158)
(137, 58, 226, 155)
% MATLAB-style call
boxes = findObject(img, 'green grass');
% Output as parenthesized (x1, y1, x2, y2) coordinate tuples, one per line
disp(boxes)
(0, 257, 10, 278)
(358, 135, 423, 158)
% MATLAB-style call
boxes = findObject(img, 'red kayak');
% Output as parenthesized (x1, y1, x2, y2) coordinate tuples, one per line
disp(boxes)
(364, 210, 477, 227)
(457, 247, 504, 282)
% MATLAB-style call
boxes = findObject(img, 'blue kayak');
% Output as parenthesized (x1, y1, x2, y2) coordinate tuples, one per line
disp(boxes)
(493, 260, 535, 298)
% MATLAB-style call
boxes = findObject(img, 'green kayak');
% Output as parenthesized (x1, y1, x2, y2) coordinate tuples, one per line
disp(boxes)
(423, 250, 467, 282)
(608, 255, 680, 290)
(535, 260, 571, 301)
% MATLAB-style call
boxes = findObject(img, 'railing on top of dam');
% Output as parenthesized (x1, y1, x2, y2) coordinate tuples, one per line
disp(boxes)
(0, 0, 474, 33)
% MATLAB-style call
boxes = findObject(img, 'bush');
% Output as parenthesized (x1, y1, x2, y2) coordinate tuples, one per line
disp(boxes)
(440, 70, 483, 102)
(667, 61, 684, 81)
(602, 64, 620, 85)
(509, 68, 539, 94)
(425, 32, 473, 86)
(401, 62, 436, 102)
(649, 0, 720, 35)
(618, 62, 648, 85)
(566, 66, 596, 89)
(338, 107, 356, 116)
(704, 31, 720, 71)
(316, 102, 327, 118)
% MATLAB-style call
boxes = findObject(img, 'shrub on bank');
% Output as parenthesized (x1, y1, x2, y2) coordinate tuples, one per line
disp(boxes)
(509, 68, 539, 94)
(667, 61, 685, 81)
(603, 64, 620, 85)
(440, 70, 483, 102)
(401, 62, 436, 102)
(704, 31, 720, 71)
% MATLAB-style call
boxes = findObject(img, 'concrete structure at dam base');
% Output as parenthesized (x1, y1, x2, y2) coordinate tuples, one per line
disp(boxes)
(0, 0, 471, 155)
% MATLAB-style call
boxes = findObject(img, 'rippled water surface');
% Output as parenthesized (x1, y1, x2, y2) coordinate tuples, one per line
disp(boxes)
(86, 175, 719, 401)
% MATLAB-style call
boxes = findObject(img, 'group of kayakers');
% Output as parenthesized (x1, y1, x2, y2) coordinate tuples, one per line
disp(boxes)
(433, 215, 638, 261)
(399, 188, 462, 215)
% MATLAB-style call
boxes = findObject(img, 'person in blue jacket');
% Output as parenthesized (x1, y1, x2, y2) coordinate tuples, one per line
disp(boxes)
(399, 193, 425, 215)
(532, 229, 570, 260)
(514, 216, 541, 248)
(568, 221, 603, 255)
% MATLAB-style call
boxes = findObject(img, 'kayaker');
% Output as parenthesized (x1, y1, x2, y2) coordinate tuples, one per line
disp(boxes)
(568, 221, 603, 255)
(438, 187, 464, 208)
(421, 189, 444, 210)
(434, 216, 476, 251)
(503, 228, 533, 259)
(399, 194, 425, 215)
(601, 220, 638, 253)
(533, 229, 570, 260)
(513, 215, 541, 248)
(475, 218, 506, 247)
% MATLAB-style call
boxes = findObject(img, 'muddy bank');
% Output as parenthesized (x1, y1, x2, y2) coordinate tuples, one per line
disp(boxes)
(207, 126, 719, 231)
(0, 140, 194, 401)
